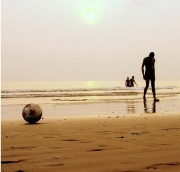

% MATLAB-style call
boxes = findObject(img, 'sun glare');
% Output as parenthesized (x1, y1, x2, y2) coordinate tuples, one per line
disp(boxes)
(86, 81, 95, 87)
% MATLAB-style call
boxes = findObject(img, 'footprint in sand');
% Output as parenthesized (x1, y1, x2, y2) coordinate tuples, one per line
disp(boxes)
(145, 162, 180, 169)
(88, 148, 105, 152)
(1, 159, 25, 164)
(44, 163, 65, 167)
(62, 139, 79, 141)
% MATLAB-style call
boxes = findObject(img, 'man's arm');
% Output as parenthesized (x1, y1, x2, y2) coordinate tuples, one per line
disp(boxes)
(134, 80, 138, 86)
(141, 59, 145, 80)
(153, 58, 155, 72)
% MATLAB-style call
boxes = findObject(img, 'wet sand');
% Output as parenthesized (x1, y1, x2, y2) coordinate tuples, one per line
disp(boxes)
(1, 113, 180, 172)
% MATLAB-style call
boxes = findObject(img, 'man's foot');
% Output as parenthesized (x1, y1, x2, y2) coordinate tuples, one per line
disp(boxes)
(154, 98, 159, 102)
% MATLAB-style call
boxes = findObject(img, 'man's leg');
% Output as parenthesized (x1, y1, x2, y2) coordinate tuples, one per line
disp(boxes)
(151, 79, 159, 101)
(151, 79, 156, 99)
(143, 79, 149, 100)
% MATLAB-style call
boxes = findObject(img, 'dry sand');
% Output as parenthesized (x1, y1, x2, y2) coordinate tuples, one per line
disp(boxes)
(1, 114, 180, 172)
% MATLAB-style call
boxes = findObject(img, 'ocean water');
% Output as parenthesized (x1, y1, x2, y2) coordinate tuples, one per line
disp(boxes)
(1, 81, 180, 119)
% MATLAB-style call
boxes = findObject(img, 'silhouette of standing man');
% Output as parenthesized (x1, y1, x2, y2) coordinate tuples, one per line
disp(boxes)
(141, 52, 159, 102)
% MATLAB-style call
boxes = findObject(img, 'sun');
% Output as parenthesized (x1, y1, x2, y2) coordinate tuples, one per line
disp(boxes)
(83, 10, 97, 24)
(80, 6, 101, 24)
(86, 12, 95, 23)
(79, 1, 102, 25)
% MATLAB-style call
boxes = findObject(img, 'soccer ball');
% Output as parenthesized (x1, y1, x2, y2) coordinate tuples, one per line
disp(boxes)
(22, 103, 42, 123)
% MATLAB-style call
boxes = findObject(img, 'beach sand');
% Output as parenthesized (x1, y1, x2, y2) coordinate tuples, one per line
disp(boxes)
(1, 113, 180, 172)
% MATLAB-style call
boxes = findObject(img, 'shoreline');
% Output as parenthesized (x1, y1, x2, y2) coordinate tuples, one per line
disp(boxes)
(2, 97, 180, 120)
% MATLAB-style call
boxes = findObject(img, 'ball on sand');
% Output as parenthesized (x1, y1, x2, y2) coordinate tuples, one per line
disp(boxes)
(22, 103, 42, 123)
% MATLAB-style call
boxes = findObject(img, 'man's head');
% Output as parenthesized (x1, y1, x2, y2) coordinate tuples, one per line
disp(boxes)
(149, 52, 155, 58)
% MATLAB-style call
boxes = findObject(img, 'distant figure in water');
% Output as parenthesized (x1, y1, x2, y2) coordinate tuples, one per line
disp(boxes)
(129, 76, 138, 87)
(125, 77, 131, 87)
(141, 52, 159, 102)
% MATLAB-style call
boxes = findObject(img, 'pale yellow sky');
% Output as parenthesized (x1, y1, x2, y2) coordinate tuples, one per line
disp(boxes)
(2, 0, 180, 81)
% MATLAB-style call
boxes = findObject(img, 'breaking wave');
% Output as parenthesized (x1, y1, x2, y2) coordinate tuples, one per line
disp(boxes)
(1, 85, 176, 99)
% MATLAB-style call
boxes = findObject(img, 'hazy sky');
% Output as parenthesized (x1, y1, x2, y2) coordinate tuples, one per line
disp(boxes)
(2, 0, 180, 81)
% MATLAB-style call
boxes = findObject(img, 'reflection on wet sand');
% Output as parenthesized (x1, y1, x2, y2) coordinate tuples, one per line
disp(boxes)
(144, 101, 156, 113)
(126, 101, 136, 114)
